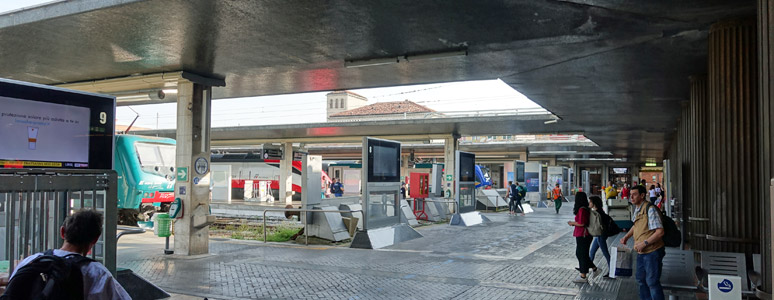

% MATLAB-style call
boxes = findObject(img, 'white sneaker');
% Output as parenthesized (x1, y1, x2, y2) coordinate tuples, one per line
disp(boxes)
(572, 275, 588, 283)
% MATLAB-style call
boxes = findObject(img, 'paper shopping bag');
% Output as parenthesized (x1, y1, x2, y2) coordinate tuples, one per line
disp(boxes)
(609, 246, 633, 278)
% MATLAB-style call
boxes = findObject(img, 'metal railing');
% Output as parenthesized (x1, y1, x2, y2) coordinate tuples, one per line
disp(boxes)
(116, 225, 146, 242)
(416, 199, 458, 215)
(0, 169, 117, 275)
(262, 208, 362, 245)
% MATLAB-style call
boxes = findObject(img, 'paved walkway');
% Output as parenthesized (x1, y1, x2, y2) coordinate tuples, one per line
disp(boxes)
(117, 205, 633, 299)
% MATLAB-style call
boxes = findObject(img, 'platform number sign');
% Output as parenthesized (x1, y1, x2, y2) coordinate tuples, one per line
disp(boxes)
(195, 157, 209, 175)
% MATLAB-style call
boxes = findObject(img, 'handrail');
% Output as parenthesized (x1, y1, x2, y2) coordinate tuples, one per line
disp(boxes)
(416, 198, 458, 214)
(262, 208, 363, 245)
(116, 225, 146, 242)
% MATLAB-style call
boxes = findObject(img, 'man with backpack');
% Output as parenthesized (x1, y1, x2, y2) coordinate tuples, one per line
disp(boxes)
(507, 181, 526, 216)
(3, 209, 130, 300)
(620, 185, 665, 300)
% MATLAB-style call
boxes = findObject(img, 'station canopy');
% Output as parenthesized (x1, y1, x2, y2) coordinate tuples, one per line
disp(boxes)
(0, 0, 755, 162)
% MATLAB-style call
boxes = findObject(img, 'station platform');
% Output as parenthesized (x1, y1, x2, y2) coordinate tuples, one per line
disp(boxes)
(210, 199, 302, 219)
(117, 206, 647, 300)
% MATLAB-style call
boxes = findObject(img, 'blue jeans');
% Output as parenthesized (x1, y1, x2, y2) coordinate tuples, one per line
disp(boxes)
(589, 236, 610, 268)
(636, 247, 665, 300)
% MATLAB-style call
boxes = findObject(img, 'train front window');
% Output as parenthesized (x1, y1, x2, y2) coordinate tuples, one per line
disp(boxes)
(135, 142, 176, 175)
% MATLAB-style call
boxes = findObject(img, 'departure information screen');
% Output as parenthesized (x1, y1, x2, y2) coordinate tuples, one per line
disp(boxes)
(0, 97, 91, 166)
(0, 79, 115, 169)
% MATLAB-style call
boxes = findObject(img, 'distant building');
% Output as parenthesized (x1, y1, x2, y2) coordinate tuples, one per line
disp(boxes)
(115, 124, 151, 133)
(327, 99, 439, 122)
(326, 90, 369, 118)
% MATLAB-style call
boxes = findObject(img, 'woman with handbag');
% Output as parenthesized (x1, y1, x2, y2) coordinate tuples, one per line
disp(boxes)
(568, 192, 598, 283)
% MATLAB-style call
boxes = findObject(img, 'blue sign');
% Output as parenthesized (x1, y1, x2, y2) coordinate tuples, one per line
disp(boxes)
(718, 279, 734, 293)
(193, 177, 200, 185)
(525, 172, 540, 192)
(178, 186, 186, 195)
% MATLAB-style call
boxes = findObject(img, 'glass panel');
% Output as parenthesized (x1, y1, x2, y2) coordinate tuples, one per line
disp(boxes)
(366, 192, 399, 228)
(458, 185, 476, 213)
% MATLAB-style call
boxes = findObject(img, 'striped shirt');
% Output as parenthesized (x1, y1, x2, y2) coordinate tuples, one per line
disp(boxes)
(632, 203, 663, 230)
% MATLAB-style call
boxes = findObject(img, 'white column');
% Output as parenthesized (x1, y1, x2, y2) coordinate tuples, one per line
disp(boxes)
(279, 142, 294, 204)
(401, 154, 410, 183)
(443, 135, 459, 202)
(173, 81, 213, 256)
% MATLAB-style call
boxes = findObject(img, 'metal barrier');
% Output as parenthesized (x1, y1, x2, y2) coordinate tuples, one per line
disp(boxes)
(0, 169, 117, 275)
(420, 199, 458, 215)
(116, 226, 146, 242)
(262, 208, 363, 245)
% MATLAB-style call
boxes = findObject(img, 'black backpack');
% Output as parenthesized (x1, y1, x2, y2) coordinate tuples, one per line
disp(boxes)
(601, 212, 622, 237)
(1, 250, 93, 300)
(646, 203, 682, 247)
(516, 185, 526, 199)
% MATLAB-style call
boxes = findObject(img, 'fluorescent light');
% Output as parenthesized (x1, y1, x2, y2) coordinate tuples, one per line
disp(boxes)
(404, 49, 468, 62)
(544, 119, 558, 124)
(645, 162, 657, 167)
(345, 57, 400, 68)
(114, 89, 176, 105)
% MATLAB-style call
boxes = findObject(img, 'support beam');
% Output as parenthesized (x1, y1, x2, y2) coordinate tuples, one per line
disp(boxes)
(173, 81, 213, 256)
(279, 142, 294, 204)
(757, 1, 774, 293)
(706, 18, 759, 254)
(443, 135, 459, 202)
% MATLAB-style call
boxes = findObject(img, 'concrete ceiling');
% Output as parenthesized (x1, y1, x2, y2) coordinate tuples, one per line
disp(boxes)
(0, 0, 756, 162)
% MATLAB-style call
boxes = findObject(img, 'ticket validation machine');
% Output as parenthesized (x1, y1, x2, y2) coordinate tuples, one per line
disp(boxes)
(450, 151, 491, 226)
(351, 137, 422, 249)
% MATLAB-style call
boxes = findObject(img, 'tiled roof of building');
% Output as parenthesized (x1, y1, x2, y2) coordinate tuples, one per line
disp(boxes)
(330, 100, 435, 117)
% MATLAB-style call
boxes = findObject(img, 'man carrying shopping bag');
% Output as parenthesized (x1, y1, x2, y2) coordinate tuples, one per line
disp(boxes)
(620, 185, 665, 300)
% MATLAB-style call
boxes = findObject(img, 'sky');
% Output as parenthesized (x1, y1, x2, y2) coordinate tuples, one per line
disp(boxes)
(0, 2, 545, 130)
(0, 0, 58, 14)
(116, 79, 545, 130)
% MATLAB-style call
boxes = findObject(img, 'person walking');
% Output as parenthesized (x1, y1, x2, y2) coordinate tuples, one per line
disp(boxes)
(330, 178, 345, 197)
(568, 192, 598, 283)
(620, 185, 665, 300)
(508, 181, 526, 216)
(588, 195, 613, 278)
(621, 183, 630, 201)
(648, 185, 658, 203)
(605, 181, 618, 200)
(552, 183, 563, 214)
(506, 181, 516, 215)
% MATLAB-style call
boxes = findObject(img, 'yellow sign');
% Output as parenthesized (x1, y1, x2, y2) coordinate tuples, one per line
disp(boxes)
(0, 160, 62, 167)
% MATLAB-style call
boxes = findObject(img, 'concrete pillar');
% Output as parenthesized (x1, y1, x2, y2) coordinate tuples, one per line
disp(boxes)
(401, 154, 410, 183)
(279, 142, 293, 204)
(443, 135, 459, 201)
(707, 18, 760, 253)
(757, 1, 774, 292)
(173, 81, 213, 256)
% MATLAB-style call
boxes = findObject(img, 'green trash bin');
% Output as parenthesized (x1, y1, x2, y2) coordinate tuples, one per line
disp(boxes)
(155, 213, 172, 238)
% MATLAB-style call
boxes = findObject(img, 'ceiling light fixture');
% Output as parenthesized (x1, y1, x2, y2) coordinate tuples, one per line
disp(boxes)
(113, 89, 177, 105)
(403, 49, 468, 62)
(344, 57, 400, 68)
(345, 48, 468, 68)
